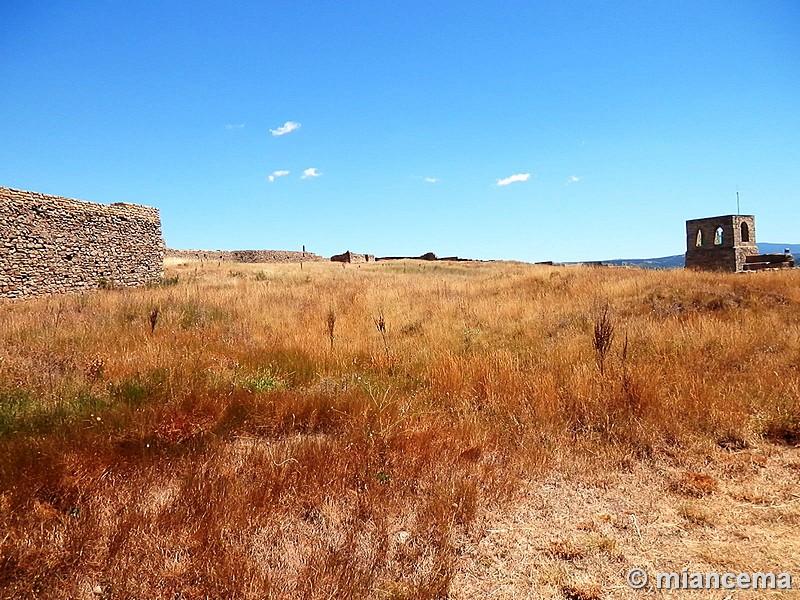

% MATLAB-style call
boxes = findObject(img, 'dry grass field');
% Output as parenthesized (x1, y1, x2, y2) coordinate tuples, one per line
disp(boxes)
(1, 258, 798, 599)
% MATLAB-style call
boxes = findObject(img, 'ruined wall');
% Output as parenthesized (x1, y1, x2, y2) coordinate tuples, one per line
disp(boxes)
(330, 251, 375, 264)
(744, 253, 795, 270)
(166, 249, 324, 263)
(0, 186, 164, 299)
(685, 215, 759, 272)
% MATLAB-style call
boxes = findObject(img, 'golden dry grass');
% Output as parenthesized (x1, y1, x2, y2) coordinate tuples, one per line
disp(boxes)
(0, 259, 798, 598)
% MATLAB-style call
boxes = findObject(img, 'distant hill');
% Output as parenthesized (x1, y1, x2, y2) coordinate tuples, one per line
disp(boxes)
(602, 254, 685, 269)
(600, 243, 799, 270)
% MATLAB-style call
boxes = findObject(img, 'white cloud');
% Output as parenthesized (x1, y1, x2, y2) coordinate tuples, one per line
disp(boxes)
(566, 175, 580, 185)
(496, 173, 531, 187)
(225, 123, 245, 130)
(268, 170, 290, 183)
(270, 121, 301, 136)
(424, 177, 439, 184)
(301, 167, 322, 179)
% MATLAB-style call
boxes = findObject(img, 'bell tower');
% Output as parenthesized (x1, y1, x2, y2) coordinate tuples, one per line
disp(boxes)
(685, 215, 759, 272)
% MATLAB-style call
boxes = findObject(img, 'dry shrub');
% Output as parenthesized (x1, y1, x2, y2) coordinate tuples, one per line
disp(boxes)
(671, 471, 719, 497)
(548, 539, 586, 561)
(561, 582, 603, 600)
(547, 534, 618, 563)
(678, 501, 717, 527)
(763, 398, 800, 445)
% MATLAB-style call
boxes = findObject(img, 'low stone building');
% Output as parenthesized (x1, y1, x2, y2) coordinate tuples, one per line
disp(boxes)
(330, 251, 375, 263)
(1, 186, 164, 298)
(685, 214, 794, 272)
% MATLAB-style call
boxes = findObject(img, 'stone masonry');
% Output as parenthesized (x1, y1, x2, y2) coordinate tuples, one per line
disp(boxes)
(685, 215, 759, 272)
(166, 249, 324, 263)
(330, 251, 375, 264)
(1, 186, 164, 299)
(685, 214, 793, 272)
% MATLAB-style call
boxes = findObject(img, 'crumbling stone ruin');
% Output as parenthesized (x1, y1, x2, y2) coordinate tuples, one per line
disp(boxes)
(330, 251, 375, 264)
(1, 186, 164, 299)
(377, 252, 475, 262)
(685, 214, 794, 272)
(166, 249, 324, 263)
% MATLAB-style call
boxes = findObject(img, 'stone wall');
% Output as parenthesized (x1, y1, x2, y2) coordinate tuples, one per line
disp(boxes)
(1, 186, 164, 299)
(166, 249, 324, 263)
(685, 215, 759, 272)
(330, 251, 375, 263)
(744, 253, 795, 270)
(376, 252, 475, 262)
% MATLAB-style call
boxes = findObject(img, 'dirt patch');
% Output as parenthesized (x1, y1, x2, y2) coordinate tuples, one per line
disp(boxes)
(451, 443, 800, 599)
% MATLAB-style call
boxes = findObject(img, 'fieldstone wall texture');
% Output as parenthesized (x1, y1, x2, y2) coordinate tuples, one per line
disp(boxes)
(685, 215, 759, 272)
(330, 251, 375, 263)
(166, 249, 324, 263)
(1, 186, 164, 299)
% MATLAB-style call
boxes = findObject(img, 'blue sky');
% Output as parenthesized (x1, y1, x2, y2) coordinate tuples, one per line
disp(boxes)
(1, 1, 798, 261)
